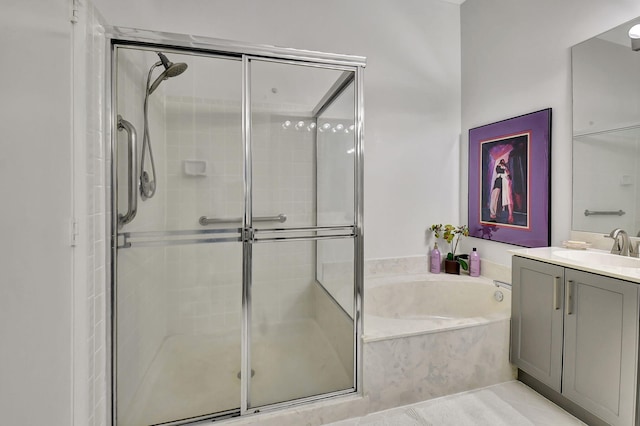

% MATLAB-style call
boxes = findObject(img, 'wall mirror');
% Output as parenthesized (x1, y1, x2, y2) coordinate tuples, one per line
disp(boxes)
(572, 17, 640, 235)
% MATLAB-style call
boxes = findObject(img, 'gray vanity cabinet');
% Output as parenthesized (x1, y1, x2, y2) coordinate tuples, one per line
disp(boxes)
(511, 256, 564, 392)
(512, 256, 639, 426)
(562, 268, 638, 426)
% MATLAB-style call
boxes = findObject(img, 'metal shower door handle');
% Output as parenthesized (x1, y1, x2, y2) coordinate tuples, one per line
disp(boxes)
(117, 115, 138, 227)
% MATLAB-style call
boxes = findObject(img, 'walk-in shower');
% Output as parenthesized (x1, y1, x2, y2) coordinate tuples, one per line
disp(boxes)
(110, 30, 364, 426)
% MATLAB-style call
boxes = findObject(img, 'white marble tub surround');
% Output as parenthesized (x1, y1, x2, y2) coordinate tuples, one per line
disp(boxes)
(510, 246, 640, 283)
(363, 272, 515, 413)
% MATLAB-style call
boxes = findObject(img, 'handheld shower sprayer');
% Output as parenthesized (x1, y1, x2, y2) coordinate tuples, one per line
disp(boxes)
(140, 52, 188, 200)
(148, 52, 189, 95)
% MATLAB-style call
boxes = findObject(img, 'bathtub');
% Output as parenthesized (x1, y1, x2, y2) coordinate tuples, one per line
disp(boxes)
(364, 275, 511, 342)
(362, 274, 515, 412)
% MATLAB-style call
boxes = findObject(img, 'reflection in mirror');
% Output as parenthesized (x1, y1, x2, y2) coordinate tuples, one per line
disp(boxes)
(572, 17, 640, 234)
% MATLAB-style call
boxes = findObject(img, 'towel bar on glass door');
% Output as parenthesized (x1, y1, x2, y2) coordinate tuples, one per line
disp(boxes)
(199, 214, 287, 226)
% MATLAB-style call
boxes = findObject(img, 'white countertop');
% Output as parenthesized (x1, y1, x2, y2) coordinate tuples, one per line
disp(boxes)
(510, 246, 640, 284)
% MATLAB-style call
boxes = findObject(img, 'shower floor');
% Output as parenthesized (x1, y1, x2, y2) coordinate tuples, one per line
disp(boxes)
(121, 319, 353, 426)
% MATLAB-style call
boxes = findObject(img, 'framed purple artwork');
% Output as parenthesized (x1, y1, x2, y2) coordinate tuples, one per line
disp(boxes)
(468, 108, 551, 247)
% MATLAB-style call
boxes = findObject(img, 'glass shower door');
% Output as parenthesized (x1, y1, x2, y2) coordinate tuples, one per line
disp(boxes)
(245, 59, 358, 410)
(113, 46, 245, 425)
(112, 43, 363, 424)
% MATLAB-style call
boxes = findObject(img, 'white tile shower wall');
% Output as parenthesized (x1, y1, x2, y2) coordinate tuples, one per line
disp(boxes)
(164, 97, 245, 335)
(164, 98, 244, 227)
(252, 241, 315, 329)
(252, 115, 317, 325)
(253, 113, 316, 227)
(165, 244, 243, 336)
(114, 49, 169, 418)
(163, 99, 317, 334)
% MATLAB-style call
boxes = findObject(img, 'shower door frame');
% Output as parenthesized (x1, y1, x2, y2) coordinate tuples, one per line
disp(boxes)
(107, 28, 365, 425)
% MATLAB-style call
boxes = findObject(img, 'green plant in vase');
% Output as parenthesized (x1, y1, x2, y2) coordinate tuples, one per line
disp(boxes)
(429, 224, 470, 272)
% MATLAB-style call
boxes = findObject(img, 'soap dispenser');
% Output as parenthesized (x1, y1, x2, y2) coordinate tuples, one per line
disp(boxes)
(469, 247, 480, 277)
(430, 243, 441, 274)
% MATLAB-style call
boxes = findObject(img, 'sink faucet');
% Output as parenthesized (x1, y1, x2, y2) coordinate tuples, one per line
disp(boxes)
(608, 228, 639, 257)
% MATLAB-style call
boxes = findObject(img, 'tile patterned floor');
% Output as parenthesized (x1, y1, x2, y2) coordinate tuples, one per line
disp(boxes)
(326, 381, 586, 425)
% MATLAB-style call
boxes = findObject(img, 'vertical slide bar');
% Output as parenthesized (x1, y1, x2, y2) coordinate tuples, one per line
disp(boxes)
(109, 43, 119, 426)
(353, 65, 365, 393)
(240, 55, 252, 414)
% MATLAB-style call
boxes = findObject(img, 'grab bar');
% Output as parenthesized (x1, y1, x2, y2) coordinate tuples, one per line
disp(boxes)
(584, 209, 625, 216)
(199, 214, 287, 226)
(117, 115, 138, 228)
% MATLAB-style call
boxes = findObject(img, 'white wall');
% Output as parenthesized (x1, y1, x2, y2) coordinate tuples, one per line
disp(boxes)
(0, 1, 73, 424)
(460, 0, 640, 266)
(92, 0, 463, 261)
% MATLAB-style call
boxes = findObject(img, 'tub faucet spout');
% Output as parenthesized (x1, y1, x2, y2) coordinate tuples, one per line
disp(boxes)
(493, 280, 512, 289)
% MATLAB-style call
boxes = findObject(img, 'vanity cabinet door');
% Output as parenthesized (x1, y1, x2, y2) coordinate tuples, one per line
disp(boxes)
(562, 269, 639, 426)
(511, 256, 565, 392)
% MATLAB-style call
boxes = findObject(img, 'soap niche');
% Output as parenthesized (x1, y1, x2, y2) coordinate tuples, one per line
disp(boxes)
(183, 160, 207, 176)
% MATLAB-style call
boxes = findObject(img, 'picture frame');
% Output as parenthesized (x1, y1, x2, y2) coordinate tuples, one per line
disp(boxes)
(468, 108, 551, 247)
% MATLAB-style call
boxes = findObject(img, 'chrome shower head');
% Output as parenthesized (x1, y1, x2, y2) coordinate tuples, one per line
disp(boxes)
(148, 52, 188, 94)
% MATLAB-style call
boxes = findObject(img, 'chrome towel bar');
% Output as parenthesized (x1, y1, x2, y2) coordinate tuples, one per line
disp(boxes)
(199, 214, 287, 226)
(584, 209, 625, 216)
